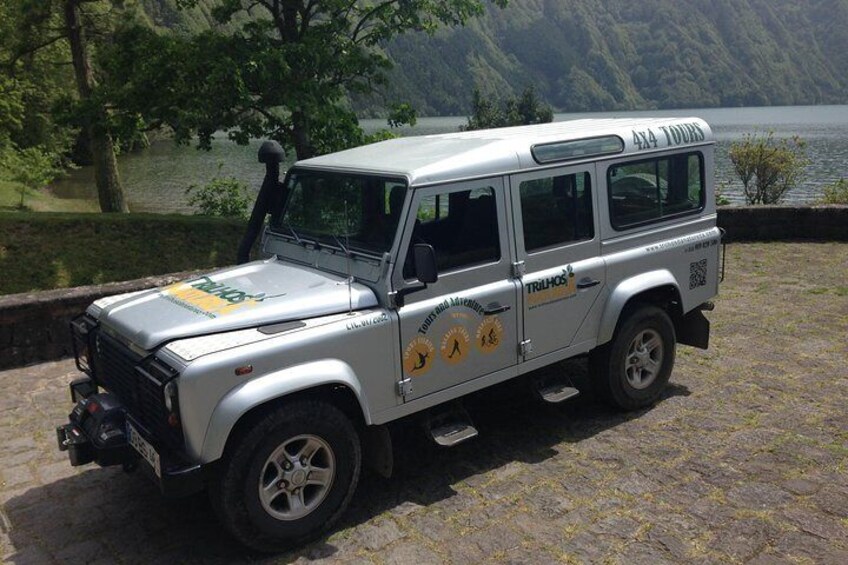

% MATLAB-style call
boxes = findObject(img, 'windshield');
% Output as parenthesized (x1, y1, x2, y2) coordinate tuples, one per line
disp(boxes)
(270, 169, 407, 255)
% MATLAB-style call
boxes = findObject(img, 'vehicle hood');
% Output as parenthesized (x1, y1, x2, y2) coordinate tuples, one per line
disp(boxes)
(93, 260, 378, 350)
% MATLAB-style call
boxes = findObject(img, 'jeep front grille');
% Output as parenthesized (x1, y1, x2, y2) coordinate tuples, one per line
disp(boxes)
(93, 330, 184, 453)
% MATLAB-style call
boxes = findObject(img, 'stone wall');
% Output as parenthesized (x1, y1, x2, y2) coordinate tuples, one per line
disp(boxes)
(1, 206, 846, 370)
(0, 271, 199, 370)
(718, 205, 848, 241)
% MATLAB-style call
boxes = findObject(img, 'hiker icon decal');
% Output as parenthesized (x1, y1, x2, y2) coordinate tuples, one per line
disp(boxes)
(440, 326, 471, 365)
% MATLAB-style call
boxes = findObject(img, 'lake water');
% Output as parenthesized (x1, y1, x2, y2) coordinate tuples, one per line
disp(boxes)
(50, 105, 848, 212)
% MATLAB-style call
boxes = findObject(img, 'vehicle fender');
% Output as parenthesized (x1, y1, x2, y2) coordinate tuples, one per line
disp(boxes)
(200, 359, 370, 463)
(597, 269, 680, 346)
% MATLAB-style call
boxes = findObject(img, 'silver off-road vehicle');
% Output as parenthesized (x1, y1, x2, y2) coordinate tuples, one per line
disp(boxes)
(57, 118, 720, 550)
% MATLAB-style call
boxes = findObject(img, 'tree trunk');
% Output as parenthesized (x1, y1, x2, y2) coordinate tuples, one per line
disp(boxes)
(64, 0, 128, 212)
(291, 110, 314, 160)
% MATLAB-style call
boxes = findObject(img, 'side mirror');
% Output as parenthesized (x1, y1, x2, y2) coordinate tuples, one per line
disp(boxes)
(413, 243, 438, 284)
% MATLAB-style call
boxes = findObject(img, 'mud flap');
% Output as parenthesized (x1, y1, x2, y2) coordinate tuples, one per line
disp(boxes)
(363, 425, 393, 478)
(677, 309, 710, 349)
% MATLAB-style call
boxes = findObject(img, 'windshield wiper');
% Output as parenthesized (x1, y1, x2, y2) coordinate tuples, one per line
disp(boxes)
(282, 222, 306, 246)
(331, 234, 350, 256)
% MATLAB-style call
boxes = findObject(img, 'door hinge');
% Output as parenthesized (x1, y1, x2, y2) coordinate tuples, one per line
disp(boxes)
(512, 260, 526, 279)
(519, 339, 533, 357)
(397, 378, 413, 397)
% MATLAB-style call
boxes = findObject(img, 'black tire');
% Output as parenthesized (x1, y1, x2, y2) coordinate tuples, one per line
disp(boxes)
(210, 400, 361, 552)
(590, 305, 676, 411)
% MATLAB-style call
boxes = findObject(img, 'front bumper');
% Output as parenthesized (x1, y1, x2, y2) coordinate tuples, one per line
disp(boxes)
(56, 379, 206, 498)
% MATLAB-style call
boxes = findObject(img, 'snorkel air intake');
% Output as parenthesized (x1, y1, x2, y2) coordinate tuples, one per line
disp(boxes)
(237, 140, 285, 264)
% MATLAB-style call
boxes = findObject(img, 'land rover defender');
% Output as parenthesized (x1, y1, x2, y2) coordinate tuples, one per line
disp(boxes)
(57, 118, 720, 550)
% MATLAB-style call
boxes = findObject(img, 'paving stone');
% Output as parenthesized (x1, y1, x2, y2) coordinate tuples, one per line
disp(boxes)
(0, 465, 35, 488)
(612, 541, 677, 565)
(812, 485, 848, 518)
(355, 518, 405, 551)
(707, 518, 777, 562)
(404, 512, 457, 544)
(773, 531, 848, 562)
(54, 539, 104, 563)
(781, 506, 848, 542)
(725, 481, 793, 509)
(381, 541, 442, 565)
(781, 477, 822, 496)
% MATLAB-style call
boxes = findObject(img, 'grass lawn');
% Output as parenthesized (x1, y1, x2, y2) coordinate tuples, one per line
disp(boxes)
(0, 180, 99, 213)
(0, 211, 247, 295)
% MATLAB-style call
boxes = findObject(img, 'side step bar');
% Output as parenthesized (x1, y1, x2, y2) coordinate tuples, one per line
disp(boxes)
(534, 375, 581, 404)
(427, 405, 479, 447)
(537, 383, 580, 404)
(430, 423, 479, 447)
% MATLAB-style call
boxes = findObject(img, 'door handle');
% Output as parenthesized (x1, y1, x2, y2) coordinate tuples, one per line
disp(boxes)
(576, 277, 601, 289)
(483, 303, 511, 315)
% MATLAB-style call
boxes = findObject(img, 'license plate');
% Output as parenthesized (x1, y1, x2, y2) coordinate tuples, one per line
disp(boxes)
(127, 422, 161, 478)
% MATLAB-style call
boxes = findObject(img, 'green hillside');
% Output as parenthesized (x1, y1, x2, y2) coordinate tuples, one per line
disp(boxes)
(356, 0, 848, 115)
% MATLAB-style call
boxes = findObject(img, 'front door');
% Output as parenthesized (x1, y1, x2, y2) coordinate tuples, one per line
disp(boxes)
(510, 165, 606, 360)
(393, 178, 519, 400)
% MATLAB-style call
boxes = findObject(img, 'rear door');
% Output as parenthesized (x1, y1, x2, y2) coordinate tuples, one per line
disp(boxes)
(510, 165, 606, 360)
(393, 178, 519, 400)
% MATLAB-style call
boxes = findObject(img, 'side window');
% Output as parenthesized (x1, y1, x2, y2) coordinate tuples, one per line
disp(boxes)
(519, 172, 594, 252)
(404, 187, 500, 278)
(608, 152, 704, 229)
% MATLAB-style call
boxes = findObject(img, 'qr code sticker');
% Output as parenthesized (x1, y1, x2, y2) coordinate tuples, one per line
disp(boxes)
(689, 259, 707, 289)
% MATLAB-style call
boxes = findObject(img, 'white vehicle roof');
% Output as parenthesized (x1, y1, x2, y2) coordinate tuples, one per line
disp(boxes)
(297, 117, 714, 186)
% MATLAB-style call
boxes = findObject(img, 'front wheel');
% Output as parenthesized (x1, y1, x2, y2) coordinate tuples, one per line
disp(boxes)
(590, 305, 676, 411)
(210, 401, 361, 552)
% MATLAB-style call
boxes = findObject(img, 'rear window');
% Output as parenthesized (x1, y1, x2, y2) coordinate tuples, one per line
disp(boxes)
(607, 152, 704, 229)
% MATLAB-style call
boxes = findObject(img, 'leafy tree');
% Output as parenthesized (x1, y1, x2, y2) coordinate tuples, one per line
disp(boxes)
(462, 86, 553, 131)
(102, 0, 506, 160)
(4, 0, 132, 212)
(729, 132, 808, 205)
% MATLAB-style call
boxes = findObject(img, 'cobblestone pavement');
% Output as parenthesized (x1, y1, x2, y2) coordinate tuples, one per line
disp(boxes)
(1, 242, 847, 564)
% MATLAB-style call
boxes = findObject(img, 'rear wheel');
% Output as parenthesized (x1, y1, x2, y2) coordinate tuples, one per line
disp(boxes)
(591, 305, 676, 411)
(210, 401, 361, 552)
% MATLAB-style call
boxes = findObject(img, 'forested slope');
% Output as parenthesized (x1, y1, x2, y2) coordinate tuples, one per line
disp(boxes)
(360, 0, 848, 115)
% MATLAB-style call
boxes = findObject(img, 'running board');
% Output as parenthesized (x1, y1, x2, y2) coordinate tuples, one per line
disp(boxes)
(536, 380, 580, 404)
(427, 405, 479, 447)
(430, 423, 479, 447)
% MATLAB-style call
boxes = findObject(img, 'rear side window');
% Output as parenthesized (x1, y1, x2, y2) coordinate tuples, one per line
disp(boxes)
(607, 152, 704, 229)
(519, 172, 594, 252)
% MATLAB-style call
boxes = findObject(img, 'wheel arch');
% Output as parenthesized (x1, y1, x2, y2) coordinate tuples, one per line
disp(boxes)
(201, 359, 371, 463)
(598, 270, 683, 346)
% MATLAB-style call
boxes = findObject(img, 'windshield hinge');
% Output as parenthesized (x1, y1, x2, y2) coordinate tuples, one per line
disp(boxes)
(397, 378, 412, 398)
(512, 260, 526, 279)
(519, 339, 533, 357)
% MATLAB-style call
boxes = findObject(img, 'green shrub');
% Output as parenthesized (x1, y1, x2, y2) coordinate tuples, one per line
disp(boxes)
(185, 164, 251, 218)
(729, 131, 807, 205)
(819, 178, 848, 205)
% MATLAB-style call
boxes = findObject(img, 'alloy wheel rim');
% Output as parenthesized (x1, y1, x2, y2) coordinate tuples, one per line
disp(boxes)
(258, 434, 336, 521)
(624, 329, 663, 390)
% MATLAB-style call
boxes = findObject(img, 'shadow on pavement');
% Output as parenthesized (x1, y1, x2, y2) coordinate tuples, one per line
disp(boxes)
(4, 360, 690, 563)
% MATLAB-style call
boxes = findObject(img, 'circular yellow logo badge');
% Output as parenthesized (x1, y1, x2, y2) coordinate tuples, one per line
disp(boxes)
(403, 336, 436, 376)
(475, 316, 504, 354)
(440, 326, 471, 365)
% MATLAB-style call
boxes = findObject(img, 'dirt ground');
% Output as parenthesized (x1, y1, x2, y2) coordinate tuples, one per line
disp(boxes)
(1, 242, 846, 564)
